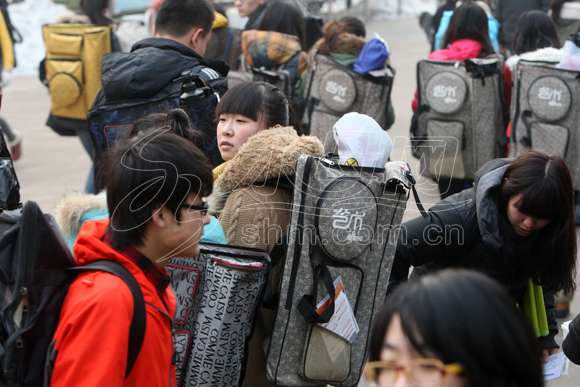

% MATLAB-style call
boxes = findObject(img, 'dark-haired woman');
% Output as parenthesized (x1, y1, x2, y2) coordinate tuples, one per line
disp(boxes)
(550, 0, 580, 46)
(240, 1, 308, 102)
(412, 1, 512, 199)
(433, 0, 500, 52)
(308, 17, 395, 129)
(210, 81, 324, 386)
(390, 149, 577, 363)
(368, 269, 544, 387)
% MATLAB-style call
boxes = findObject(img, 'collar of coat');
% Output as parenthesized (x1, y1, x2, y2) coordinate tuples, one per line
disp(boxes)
(473, 158, 510, 252)
(208, 126, 324, 213)
(310, 32, 367, 57)
(242, 30, 303, 66)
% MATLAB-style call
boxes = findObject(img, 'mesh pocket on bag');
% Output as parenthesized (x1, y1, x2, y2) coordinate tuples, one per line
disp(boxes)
(303, 324, 351, 382)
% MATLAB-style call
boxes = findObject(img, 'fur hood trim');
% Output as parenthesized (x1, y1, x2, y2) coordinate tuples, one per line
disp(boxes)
(208, 127, 324, 212)
(54, 12, 92, 24)
(505, 47, 563, 72)
(310, 32, 366, 57)
(55, 191, 107, 238)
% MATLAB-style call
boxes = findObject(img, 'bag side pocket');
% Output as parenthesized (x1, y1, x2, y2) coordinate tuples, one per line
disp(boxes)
(47, 33, 83, 56)
(46, 59, 84, 112)
(529, 121, 570, 157)
(303, 324, 351, 382)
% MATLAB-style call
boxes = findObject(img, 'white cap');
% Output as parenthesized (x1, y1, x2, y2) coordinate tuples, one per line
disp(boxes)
(333, 112, 393, 168)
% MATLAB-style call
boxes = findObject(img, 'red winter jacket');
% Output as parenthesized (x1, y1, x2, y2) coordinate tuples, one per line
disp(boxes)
(412, 39, 512, 111)
(49, 219, 177, 387)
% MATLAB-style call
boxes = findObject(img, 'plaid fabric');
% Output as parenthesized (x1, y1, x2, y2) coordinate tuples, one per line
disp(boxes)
(103, 232, 170, 298)
(241, 30, 308, 80)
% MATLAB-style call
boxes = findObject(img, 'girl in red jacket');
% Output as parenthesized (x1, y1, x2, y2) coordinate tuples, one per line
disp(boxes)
(412, 1, 512, 199)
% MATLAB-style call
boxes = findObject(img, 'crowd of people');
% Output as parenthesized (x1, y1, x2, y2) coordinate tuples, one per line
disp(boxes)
(3, 0, 580, 386)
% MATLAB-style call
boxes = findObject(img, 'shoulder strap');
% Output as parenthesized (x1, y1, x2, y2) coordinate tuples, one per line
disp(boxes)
(68, 260, 146, 379)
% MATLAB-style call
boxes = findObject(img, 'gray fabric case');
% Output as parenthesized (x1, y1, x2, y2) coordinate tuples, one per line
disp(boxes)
(413, 58, 505, 180)
(509, 61, 580, 188)
(167, 243, 270, 387)
(265, 156, 410, 386)
(301, 52, 395, 154)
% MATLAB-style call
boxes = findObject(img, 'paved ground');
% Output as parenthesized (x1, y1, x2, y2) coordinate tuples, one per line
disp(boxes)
(3, 15, 578, 387)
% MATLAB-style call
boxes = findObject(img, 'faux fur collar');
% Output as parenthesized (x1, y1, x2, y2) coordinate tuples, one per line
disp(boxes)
(209, 126, 324, 212)
(55, 191, 107, 238)
(54, 12, 91, 24)
(505, 47, 563, 72)
(310, 32, 367, 57)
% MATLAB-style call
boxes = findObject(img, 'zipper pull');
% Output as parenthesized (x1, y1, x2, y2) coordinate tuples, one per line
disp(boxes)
(320, 158, 335, 166)
(21, 287, 29, 313)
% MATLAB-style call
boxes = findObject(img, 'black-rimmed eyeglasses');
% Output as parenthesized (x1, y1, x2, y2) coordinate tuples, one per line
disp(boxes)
(180, 203, 209, 217)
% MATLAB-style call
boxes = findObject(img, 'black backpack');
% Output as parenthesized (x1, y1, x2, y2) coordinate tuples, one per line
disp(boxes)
(0, 201, 146, 387)
(87, 64, 228, 192)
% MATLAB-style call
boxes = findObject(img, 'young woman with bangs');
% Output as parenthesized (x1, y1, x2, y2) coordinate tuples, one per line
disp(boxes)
(210, 81, 324, 386)
(389, 149, 577, 363)
(367, 269, 544, 387)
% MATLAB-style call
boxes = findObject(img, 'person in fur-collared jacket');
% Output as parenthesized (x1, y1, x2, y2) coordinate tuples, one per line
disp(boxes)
(242, 1, 309, 101)
(506, 10, 562, 75)
(210, 81, 324, 387)
(211, 82, 324, 254)
(307, 17, 395, 130)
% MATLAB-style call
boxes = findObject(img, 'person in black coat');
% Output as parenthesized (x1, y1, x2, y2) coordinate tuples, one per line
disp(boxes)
(390, 149, 577, 363)
(563, 313, 580, 364)
(495, 0, 551, 53)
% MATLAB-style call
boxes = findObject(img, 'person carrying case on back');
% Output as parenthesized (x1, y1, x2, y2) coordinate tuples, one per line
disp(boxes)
(88, 0, 229, 191)
(46, 123, 214, 386)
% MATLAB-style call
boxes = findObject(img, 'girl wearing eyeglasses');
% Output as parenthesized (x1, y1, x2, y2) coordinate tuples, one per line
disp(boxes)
(366, 269, 543, 387)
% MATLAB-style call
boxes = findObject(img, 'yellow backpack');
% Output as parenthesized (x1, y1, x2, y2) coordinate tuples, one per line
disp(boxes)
(42, 24, 111, 121)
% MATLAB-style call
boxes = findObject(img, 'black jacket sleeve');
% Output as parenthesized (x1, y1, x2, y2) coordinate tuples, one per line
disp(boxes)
(111, 32, 122, 53)
(539, 289, 559, 350)
(495, 0, 505, 45)
(389, 191, 480, 293)
(563, 313, 580, 364)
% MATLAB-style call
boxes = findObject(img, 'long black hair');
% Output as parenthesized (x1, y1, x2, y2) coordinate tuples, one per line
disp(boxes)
(497, 149, 576, 294)
(80, 0, 113, 26)
(442, 1, 494, 54)
(512, 10, 560, 55)
(370, 269, 544, 387)
(258, 1, 306, 51)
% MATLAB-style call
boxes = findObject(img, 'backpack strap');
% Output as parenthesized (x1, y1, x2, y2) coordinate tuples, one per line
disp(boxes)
(68, 260, 146, 379)
(297, 246, 336, 324)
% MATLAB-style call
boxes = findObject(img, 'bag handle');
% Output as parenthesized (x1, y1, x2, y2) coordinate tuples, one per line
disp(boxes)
(297, 247, 336, 324)
(519, 110, 533, 148)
